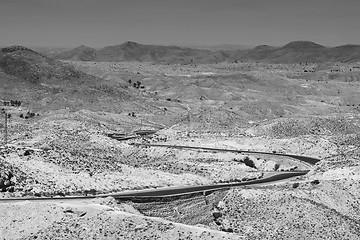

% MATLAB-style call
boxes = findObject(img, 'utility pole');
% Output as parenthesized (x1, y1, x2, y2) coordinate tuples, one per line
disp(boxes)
(186, 105, 191, 137)
(2, 110, 8, 147)
(4, 111, 7, 146)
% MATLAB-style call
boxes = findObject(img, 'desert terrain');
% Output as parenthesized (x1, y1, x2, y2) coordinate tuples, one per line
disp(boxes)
(1, 43, 360, 239)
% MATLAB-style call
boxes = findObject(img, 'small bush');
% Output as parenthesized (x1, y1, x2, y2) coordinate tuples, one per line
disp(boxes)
(243, 156, 256, 169)
(274, 163, 280, 171)
(311, 179, 320, 185)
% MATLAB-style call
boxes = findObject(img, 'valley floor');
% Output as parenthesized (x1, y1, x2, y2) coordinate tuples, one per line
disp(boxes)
(1, 61, 360, 239)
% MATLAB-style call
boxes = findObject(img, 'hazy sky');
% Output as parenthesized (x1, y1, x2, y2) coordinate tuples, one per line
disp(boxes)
(0, 0, 359, 47)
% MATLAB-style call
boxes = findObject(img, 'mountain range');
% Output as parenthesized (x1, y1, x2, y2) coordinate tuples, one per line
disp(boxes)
(52, 41, 360, 63)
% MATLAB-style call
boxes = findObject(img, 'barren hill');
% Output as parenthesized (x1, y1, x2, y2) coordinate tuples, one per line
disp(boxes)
(93, 41, 226, 63)
(0, 46, 133, 113)
(232, 41, 360, 63)
(0, 46, 81, 83)
(53, 41, 228, 63)
(53, 45, 96, 61)
(281, 41, 327, 50)
(326, 44, 360, 62)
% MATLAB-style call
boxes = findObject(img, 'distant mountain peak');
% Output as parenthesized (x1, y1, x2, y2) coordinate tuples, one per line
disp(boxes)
(73, 45, 95, 51)
(282, 41, 326, 50)
(77, 45, 90, 49)
(52, 45, 96, 61)
(1, 45, 36, 54)
(253, 45, 275, 51)
(121, 41, 140, 48)
(334, 44, 360, 49)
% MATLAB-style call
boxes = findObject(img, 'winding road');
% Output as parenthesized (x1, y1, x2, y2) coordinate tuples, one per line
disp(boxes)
(0, 144, 320, 202)
(132, 143, 320, 165)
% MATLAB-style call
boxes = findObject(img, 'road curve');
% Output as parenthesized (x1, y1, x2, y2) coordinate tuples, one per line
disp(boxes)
(0, 145, 319, 202)
(133, 143, 321, 165)
(0, 171, 308, 203)
(105, 171, 309, 199)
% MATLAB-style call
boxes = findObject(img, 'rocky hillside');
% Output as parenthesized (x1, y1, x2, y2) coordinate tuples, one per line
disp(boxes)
(0, 46, 134, 113)
(0, 46, 81, 83)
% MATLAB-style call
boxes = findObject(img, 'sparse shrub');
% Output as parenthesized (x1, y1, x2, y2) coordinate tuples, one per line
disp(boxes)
(243, 156, 256, 169)
(311, 179, 320, 185)
(21, 111, 36, 119)
(274, 163, 280, 171)
(84, 189, 97, 195)
(222, 228, 233, 233)
(24, 150, 32, 156)
(212, 211, 222, 219)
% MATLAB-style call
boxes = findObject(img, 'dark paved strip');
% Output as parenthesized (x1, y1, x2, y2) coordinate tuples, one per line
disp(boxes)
(107, 171, 308, 198)
(110, 136, 138, 141)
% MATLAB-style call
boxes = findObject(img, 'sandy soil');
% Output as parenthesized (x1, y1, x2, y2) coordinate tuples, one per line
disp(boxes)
(0, 198, 239, 240)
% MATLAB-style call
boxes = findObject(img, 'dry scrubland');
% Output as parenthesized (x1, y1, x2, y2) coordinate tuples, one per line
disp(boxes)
(1, 54, 360, 239)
